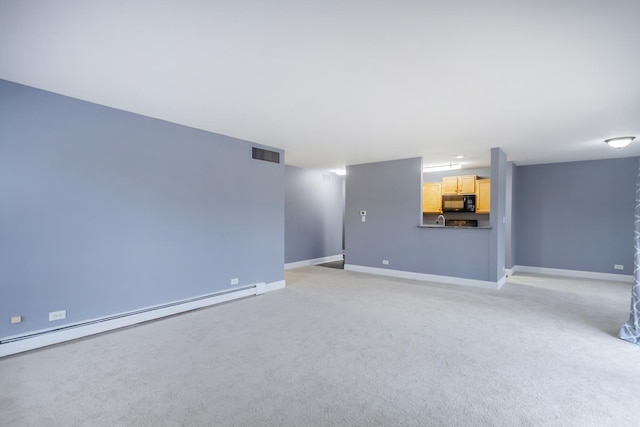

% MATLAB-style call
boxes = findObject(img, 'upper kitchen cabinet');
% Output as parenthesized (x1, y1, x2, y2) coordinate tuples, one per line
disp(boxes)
(422, 182, 442, 213)
(476, 179, 491, 213)
(442, 175, 476, 195)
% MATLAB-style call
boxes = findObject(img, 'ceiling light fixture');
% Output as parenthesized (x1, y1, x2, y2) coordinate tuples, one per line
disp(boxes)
(455, 155, 465, 159)
(333, 168, 346, 176)
(423, 162, 463, 173)
(604, 136, 636, 148)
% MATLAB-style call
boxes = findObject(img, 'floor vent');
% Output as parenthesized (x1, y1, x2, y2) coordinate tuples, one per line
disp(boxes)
(252, 147, 280, 163)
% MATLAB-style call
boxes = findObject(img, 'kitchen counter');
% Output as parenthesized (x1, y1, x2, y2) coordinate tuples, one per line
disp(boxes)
(418, 225, 492, 229)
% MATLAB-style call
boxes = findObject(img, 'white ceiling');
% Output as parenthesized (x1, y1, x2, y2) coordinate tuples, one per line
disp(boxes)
(2, 0, 640, 170)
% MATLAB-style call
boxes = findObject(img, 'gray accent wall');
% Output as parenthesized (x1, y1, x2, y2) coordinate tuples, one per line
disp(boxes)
(0, 80, 285, 339)
(345, 157, 494, 281)
(488, 147, 507, 281)
(514, 157, 637, 275)
(505, 162, 515, 270)
(285, 166, 344, 263)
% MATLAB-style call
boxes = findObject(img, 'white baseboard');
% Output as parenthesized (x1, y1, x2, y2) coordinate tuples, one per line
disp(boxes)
(259, 280, 286, 293)
(497, 275, 507, 290)
(512, 265, 633, 283)
(285, 254, 343, 270)
(0, 280, 286, 358)
(344, 264, 504, 290)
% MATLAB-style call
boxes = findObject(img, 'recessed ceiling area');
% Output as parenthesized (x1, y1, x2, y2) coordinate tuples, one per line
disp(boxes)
(1, 0, 639, 170)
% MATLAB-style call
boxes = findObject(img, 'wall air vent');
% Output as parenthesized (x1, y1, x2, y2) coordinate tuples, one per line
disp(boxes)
(252, 147, 280, 164)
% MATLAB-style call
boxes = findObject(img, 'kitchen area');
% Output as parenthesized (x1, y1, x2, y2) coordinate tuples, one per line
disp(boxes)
(421, 168, 491, 228)
(345, 152, 507, 286)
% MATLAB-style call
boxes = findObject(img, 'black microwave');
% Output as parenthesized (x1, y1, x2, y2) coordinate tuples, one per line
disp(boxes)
(442, 194, 476, 212)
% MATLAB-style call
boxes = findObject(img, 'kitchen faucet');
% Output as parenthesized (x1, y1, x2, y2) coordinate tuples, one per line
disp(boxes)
(436, 214, 446, 226)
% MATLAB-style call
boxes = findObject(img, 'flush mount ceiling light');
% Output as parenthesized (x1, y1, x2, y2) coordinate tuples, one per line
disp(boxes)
(333, 168, 346, 176)
(605, 136, 636, 148)
(423, 162, 462, 173)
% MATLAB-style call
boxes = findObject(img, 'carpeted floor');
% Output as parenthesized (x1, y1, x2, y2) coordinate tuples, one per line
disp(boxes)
(1, 267, 639, 426)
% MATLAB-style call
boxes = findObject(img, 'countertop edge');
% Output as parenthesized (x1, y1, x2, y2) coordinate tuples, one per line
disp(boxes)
(418, 225, 492, 230)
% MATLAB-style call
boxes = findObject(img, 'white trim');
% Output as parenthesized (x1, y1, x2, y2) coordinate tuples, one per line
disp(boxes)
(255, 280, 286, 295)
(344, 264, 503, 290)
(512, 265, 633, 283)
(262, 280, 286, 292)
(0, 280, 286, 358)
(255, 282, 267, 295)
(285, 254, 343, 270)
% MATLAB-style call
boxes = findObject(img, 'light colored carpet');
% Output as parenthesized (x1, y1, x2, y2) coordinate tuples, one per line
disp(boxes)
(1, 267, 639, 426)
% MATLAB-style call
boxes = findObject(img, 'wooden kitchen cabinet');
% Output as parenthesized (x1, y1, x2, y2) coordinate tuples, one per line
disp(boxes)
(422, 182, 442, 213)
(476, 179, 491, 213)
(459, 175, 476, 194)
(442, 176, 459, 194)
(442, 175, 476, 195)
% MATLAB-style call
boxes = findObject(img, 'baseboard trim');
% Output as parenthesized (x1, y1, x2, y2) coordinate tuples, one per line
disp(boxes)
(285, 254, 343, 270)
(512, 265, 633, 283)
(259, 280, 286, 293)
(497, 275, 507, 290)
(344, 264, 503, 290)
(0, 280, 286, 358)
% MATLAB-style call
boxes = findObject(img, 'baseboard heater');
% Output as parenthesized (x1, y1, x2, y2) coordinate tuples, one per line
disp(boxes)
(1, 282, 274, 355)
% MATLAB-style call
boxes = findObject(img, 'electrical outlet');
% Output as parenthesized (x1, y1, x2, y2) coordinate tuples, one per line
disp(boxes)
(10, 316, 22, 324)
(49, 310, 66, 321)
(382, 260, 389, 265)
(230, 278, 239, 285)
(614, 264, 624, 270)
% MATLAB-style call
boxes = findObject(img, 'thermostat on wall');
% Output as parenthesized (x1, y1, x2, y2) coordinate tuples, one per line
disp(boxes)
(360, 210, 367, 216)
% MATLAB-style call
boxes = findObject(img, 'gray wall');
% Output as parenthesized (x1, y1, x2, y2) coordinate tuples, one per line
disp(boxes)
(0, 80, 285, 339)
(514, 157, 637, 275)
(345, 157, 493, 281)
(285, 166, 344, 263)
(488, 147, 507, 281)
(505, 162, 515, 269)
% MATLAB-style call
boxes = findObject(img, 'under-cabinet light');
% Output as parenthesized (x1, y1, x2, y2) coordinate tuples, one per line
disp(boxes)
(422, 163, 463, 173)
